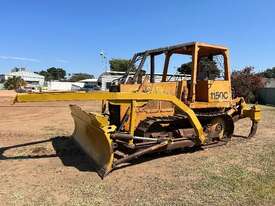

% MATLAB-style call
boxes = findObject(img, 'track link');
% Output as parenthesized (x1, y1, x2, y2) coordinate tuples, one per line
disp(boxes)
(135, 111, 233, 146)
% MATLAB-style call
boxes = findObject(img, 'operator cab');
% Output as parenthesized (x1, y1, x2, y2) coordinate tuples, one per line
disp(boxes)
(121, 42, 232, 106)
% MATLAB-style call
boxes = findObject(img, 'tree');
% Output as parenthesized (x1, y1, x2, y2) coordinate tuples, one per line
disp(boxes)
(4, 76, 26, 90)
(0, 77, 4, 83)
(231, 67, 265, 103)
(36, 70, 49, 80)
(109, 59, 135, 72)
(177, 62, 192, 75)
(177, 57, 220, 79)
(11, 67, 26, 72)
(69, 73, 95, 82)
(38, 67, 66, 81)
(259, 67, 275, 78)
(47, 67, 66, 80)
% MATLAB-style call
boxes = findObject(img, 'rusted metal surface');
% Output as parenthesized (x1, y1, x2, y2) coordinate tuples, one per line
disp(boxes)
(113, 141, 169, 166)
(111, 133, 161, 142)
(166, 139, 195, 150)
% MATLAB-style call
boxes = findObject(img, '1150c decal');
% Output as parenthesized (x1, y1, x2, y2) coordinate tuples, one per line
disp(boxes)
(210, 91, 229, 100)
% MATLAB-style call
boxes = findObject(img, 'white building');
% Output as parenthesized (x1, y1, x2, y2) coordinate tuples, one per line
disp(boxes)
(46, 79, 99, 91)
(98, 71, 190, 91)
(98, 71, 128, 90)
(264, 78, 275, 88)
(47, 81, 84, 91)
(1, 69, 45, 86)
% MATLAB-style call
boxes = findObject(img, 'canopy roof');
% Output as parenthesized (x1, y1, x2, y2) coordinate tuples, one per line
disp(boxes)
(136, 42, 228, 57)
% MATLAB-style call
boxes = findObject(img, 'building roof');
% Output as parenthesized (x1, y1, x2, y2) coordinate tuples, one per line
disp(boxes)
(100, 71, 134, 75)
(78, 78, 98, 83)
(7, 70, 44, 79)
(98, 71, 190, 79)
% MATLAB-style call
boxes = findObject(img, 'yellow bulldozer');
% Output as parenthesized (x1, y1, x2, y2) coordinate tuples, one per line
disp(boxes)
(15, 42, 261, 178)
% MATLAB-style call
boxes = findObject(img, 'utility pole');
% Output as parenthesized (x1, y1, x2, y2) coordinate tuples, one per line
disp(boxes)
(100, 50, 108, 72)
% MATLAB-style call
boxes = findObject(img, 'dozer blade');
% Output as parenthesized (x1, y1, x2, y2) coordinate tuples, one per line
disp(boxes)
(69, 105, 116, 178)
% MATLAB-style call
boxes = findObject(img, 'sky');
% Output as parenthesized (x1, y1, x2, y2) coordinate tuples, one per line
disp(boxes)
(0, 0, 274, 77)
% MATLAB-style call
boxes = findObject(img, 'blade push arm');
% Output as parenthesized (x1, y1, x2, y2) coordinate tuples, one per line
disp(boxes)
(15, 91, 207, 144)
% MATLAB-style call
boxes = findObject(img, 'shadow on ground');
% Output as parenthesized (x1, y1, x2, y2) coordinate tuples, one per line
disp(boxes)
(0, 136, 97, 173)
(0, 136, 204, 176)
(1, 135, 248, 177)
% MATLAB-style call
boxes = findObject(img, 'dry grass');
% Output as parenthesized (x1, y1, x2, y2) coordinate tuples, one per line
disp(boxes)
(0, 90, 274, 205)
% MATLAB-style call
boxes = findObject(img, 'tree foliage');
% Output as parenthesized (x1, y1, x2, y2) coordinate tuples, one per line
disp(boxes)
(177, 57, 220, 79)
(109, 59, 135, 72)
(4, 76, 26, 90)
(177, 61, 192, 75)
(231, 67, 265, 103)
(69, 73, 95, 82)
(11, 67, 26, 72)
(38, 67, 66, 81)
(0, 77, 4, 83)
(259, 67, 275, 78)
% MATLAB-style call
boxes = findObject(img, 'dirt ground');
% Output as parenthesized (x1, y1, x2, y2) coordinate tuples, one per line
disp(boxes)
(0, 90, 274, 206)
